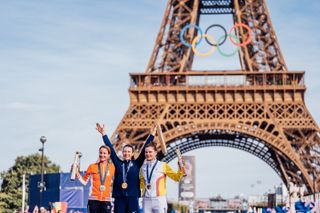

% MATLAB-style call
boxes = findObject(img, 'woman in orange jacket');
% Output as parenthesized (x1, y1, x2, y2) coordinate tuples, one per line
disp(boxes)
(76, 145, 115, 213)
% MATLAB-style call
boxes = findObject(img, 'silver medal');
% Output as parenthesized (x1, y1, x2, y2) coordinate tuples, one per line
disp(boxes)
(100, 185, 106, 192)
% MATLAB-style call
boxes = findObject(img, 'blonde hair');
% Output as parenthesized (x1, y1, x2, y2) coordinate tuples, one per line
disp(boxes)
(145, 142, 157, 151)
(99, 145, 111, 154)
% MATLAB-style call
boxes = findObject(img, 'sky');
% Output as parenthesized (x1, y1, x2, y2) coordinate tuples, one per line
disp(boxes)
(0, 0, 319, 199)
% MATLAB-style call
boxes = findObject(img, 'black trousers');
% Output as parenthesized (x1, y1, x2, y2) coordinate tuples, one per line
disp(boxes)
(114, 197, 139, 213)
(87, 200, 112, 213)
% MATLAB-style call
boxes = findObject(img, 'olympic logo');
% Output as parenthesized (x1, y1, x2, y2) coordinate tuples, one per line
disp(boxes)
(179, 23, 252, 57)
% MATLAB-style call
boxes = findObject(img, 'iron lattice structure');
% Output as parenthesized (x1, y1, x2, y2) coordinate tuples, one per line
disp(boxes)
(110, 0, 320, 194)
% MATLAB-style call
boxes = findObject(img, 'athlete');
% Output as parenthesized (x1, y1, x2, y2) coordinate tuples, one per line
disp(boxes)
(96, 123, 157, 213)
(140, 142, 185, 213)
(76, 145, 115, 213)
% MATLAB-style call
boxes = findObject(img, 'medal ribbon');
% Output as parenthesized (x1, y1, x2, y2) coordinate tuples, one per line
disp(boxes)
(147, 160, 158, 185)
(98, 163, 109, 187)
(122, 161, 133, 184)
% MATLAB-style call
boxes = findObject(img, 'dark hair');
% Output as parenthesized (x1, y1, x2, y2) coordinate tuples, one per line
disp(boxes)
(145, 142, 157, 152)
(123, 144, 134, 152)
(123, 144, 135, 160)
(99, 145, 111, 154)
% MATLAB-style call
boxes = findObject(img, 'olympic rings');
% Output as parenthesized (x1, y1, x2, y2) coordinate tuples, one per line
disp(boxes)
(205, 24, 227, 47)
(192, 34, 216, 57)
(229, 23, 252, 47)
(217, 34, 240, 57)
(179, 22, 252, 57)
(180, 24, 203, 48)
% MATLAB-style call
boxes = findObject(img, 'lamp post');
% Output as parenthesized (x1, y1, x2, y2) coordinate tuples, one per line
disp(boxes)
(38, 136, 47, 207)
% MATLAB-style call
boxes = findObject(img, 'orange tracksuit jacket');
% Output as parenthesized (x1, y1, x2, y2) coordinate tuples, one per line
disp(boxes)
(79, 162, 115, 201)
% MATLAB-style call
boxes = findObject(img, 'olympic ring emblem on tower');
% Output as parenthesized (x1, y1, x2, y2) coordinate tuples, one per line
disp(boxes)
(179, 23, 252, 57)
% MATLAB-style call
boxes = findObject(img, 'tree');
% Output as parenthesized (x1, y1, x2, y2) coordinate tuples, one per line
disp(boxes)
(0, 153, 60, 211)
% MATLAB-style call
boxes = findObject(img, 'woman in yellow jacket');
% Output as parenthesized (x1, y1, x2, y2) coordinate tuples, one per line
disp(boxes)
(140, 142, 184, 213)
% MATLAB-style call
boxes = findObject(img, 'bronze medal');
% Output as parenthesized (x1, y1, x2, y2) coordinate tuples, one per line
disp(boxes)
(146, 160, 158, 192)
(146, 184, 151, 190)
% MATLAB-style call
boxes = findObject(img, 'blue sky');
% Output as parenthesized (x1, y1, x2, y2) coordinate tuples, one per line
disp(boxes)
(0, 0, 319, 198)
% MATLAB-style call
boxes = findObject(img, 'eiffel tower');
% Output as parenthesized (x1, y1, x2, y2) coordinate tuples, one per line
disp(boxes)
(110, 0, 320, 194)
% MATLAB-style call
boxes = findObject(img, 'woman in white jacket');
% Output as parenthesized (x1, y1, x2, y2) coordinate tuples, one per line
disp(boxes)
(140, 142, 184, 213)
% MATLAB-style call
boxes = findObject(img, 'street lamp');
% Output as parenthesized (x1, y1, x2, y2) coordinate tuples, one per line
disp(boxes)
(38, 136, 47, 206)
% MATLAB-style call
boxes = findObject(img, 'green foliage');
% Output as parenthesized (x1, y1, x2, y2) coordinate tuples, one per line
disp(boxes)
(0, 153, 60, 211)
(0, 192, 11, 211)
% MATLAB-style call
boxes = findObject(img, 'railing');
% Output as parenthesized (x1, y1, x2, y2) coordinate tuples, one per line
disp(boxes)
(129, 71, 305, 89)
(200, 0, 233, 15)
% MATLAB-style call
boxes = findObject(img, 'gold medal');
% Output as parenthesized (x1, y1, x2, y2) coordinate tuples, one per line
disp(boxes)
(121, 182, 128, 189)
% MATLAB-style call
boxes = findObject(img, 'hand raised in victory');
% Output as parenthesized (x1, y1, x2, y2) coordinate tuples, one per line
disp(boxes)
(96, 123, 106, 136)
(150, 124, 158, 136)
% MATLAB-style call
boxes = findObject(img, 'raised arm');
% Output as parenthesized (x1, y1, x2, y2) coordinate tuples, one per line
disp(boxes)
(136, 125, 157, 167)
(164, 162, 183, 182)
(96, 123, 122, 167)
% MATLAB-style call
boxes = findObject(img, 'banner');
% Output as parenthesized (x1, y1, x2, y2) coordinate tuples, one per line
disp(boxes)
(178, 156, 195, 201)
